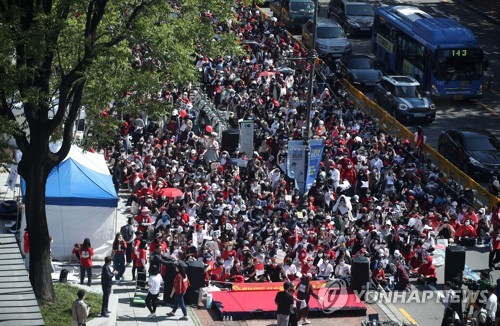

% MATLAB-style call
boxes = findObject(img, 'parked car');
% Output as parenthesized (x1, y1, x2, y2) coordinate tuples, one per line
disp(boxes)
(270, 0, 316, 30)
(327, 0, 374, 35)
(301, 18, 352, 60)
(335, 54, 382, 89)
(373, 75, 436, 122)
(438, 129, 500, 178)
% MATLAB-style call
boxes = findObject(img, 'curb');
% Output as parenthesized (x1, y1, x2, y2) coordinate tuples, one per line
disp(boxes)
(454, 0, 500, 26)
(87, 294, 118, 326)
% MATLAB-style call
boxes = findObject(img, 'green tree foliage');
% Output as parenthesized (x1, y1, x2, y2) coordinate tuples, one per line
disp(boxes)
(0, 0, 240, 302)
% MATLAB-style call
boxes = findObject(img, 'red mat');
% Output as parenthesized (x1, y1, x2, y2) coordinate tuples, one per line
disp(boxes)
(211, 287, 366, 319)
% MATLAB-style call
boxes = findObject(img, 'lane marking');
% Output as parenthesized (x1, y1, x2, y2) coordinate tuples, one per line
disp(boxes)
(489, 88, 500, 98)
(476, 101, 500, 117)
(399, 307, 419, 325)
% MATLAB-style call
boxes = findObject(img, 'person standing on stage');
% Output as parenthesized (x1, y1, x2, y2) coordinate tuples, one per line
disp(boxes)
(296, 273, 322, 325)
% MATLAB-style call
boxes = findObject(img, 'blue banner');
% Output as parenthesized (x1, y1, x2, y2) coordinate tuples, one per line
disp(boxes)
(286, 140, 306, 193)
(304, 139, 325, 195)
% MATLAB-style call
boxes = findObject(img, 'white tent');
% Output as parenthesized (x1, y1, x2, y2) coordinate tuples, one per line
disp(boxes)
(21, 145, 118, 261)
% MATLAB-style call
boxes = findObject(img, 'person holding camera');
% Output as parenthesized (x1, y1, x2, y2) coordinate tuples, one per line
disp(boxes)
(71, 289, 90, 326)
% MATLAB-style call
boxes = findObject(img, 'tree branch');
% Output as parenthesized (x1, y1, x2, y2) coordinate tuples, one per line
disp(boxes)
(53, 81, 85, 164)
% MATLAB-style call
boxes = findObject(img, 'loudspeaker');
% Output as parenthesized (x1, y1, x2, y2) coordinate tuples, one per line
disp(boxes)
(445, 245, 465, 285)
(221, 128, 240, 154)
(185, 260, 205, 305)
(351, 257, 370, 292)
(163, 261, 177, 304)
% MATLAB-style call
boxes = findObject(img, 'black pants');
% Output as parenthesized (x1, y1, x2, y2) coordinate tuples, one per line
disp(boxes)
(101, 284, 112, 314)
(489, 250, 500, 268)
(146, 292, 159, 313)
(126, 243, 133, 264)
(80, 266, 92, 286)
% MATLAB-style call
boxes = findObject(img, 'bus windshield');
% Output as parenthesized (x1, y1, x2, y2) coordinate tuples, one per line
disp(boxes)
(435, 49, 483, 81)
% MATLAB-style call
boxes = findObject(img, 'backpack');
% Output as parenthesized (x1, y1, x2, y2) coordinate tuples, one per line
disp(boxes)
(59, 269, 68, 283)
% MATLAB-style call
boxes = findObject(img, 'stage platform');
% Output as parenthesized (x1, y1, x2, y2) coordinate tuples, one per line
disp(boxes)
(210, 281, 366, 321)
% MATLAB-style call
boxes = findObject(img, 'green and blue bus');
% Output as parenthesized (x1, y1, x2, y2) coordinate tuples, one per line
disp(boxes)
(372, 6, 485, 99)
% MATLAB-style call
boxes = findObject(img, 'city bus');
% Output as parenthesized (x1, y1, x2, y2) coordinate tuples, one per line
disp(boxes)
(372, 6, 485, 99)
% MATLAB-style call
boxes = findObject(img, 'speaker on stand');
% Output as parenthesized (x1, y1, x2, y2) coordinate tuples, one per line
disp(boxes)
(445, 245, 466, 285)
(351, 256, 370, 293)
(185, 260, 206, 305)
(221, 128, 240, 155)
(163, 261, 177, 304)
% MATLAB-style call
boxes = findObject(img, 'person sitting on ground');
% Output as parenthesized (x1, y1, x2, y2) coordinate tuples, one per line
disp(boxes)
(415, 255, 437, 284)
(393, 259, 411, 292)
(334, 258, 351, 279)
(372, 262, 390, 291)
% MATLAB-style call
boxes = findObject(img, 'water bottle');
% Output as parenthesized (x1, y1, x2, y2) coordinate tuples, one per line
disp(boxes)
(206, 293, 213, 309)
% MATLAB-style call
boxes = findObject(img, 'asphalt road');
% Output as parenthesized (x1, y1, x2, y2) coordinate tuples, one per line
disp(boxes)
(262, 0, 499, 324)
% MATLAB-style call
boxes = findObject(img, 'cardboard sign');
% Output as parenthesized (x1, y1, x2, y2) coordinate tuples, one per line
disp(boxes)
(276, 249, 287, 263)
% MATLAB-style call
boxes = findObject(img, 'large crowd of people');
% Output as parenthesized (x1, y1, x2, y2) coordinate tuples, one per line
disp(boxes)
(99, 2, 500, 324)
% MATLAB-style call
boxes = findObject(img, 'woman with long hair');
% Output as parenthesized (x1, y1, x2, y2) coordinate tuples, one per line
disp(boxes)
(78, 238, 94, 286)
(166, 264, 190, 321)
(112, 233, 127, 283)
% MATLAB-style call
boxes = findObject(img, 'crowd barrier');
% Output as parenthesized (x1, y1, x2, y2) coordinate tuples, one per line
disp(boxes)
(238, 5, 500, 212)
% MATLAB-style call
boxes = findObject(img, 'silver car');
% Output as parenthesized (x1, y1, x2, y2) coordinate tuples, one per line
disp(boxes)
(301, 18, 352, 60)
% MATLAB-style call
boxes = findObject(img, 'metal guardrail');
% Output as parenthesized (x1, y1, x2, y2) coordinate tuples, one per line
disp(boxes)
(255, 4, 499, 212)
(341, 81, 500, 212)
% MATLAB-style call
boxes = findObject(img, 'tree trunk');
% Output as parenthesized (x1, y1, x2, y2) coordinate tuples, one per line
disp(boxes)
(19, 155, 54, 302)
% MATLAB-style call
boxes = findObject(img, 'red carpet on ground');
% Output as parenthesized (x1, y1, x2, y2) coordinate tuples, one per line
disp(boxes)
(211, 283, 366, 321)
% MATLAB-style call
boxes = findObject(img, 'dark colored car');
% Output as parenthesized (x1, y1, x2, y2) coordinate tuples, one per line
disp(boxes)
(335, 54, 382, 89)
(327, 0, 374, 36)
(374, 75, 436, 122)
(438, 129, 500, 178)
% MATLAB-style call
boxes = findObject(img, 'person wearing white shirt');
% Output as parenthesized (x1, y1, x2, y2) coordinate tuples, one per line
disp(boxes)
(146, 268, 164, 318)
(283, 258, 298, 281)
(486, 286, 497, 325)
(370, 155, 383, 172)
(317, 259, 334, 280)
(334, 259, 351, 279)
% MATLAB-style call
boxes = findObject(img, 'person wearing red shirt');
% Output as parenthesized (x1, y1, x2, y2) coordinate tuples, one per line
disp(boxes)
(489, 226, 500, 269)
(23, 228, 30, 271)
(455, 220, 477, 246)
(416, 256, 437, 284)
(134, 241, 148, 288)
(73, 238, 94, 286)
(221, 243, 237, 261)
(372, 263, 389, 291)
(301, 257, 314, 275)
(166, 264, 190, 321)
(149, 234, 168, 255)
(135, 207, 153, 236)
(131, 231, 143, 281)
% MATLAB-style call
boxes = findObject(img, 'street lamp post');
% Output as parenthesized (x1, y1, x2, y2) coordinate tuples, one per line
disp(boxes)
(303, 0, 319, 201)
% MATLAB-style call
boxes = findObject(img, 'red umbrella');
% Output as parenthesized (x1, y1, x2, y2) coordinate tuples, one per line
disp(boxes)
(157, 187, 184, 198)
(258, 71, 275, 77)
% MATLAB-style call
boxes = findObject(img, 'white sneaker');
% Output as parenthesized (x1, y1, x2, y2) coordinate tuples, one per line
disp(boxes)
(148, 313, 156, 318)
(303, 320, 311, 324)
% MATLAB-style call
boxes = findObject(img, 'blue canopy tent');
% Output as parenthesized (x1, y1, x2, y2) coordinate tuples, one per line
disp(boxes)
(21, 145, 118, 260)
